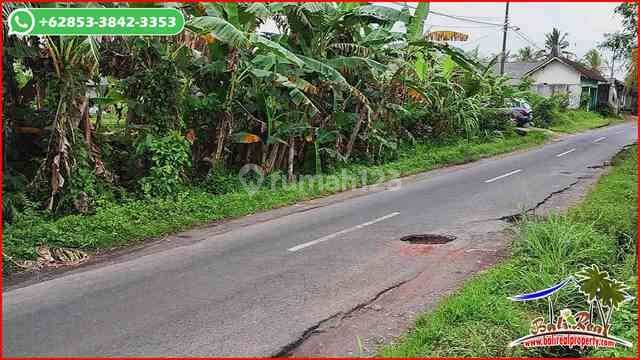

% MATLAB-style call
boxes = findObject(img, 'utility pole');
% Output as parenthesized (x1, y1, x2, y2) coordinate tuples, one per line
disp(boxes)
(499, 2, 510, 75)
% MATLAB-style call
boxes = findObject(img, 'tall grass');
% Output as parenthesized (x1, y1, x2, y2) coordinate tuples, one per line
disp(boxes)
(550, 110, 623, 133)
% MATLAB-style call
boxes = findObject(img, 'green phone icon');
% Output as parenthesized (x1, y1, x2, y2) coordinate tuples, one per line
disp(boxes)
(9, 9, 35, 35)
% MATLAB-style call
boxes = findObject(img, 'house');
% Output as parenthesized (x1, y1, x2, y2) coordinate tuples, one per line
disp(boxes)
(596, 78, 626, 114)
(499, 61, 541, 86)
(498, 56, 607, 110)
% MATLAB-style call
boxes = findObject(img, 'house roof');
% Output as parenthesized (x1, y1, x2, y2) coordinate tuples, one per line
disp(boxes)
(524, 56, 607, 82)
(494, 61, 542, 82)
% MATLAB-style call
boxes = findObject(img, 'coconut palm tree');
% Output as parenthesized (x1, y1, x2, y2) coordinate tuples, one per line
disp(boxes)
(539, 28, 574, 58)
(513, 46, 540, 62)
(582, 49, 607, 72)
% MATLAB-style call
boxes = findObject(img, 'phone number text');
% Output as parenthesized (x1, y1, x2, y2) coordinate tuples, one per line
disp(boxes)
(38, 16, 178, 28)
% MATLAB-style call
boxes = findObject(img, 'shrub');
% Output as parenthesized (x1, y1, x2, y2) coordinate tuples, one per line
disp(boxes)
(201, 169, 243, 195)
(524, 92, 569, 128)
(597, 104, 619, 118)
(138, 131, 191, 197)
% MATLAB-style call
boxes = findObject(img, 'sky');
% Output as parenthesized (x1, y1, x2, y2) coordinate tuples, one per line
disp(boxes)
(259, 2, 628, 78)
(388, 2, 626, 78)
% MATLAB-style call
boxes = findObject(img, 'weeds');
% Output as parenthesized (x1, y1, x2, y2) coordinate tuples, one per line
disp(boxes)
(551, 110, 624, 133)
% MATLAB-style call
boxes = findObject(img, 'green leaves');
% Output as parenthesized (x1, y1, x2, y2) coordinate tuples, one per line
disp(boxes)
(415, 52, 428, 81)
(407, 2, 430, 41)
(354, 4, 410, 24)
(326, 56, 387, 77)
(186, 16, 250, 49)
(250, 34, 305, 68)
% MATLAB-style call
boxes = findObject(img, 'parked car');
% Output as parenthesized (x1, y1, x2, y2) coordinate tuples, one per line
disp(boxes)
(509, 99, 533, 127)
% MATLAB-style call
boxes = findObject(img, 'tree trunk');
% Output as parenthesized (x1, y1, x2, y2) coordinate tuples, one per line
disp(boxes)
(275, 144, 287, 170)
(288, 136, 295, 182)
(95, 104, 103, 131)
(345, 107, 366, 160)
(212, 113, 230, 169)
(264, 143, 280, 174)
(79, 98, 110, 181)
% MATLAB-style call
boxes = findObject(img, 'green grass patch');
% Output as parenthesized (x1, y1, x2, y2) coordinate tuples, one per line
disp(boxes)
(3, 131, 549, 268)
(550, 110, 624, 133)
(381, 145, 638, 357)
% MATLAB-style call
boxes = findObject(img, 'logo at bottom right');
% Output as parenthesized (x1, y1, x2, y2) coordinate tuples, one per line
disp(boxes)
(509, 264, 634, 349)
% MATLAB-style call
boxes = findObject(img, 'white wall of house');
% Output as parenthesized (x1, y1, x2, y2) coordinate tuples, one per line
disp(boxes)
(529, 61, 582, 108)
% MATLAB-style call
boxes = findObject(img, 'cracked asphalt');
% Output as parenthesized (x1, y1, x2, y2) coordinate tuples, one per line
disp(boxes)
(3, 121, 637, 356)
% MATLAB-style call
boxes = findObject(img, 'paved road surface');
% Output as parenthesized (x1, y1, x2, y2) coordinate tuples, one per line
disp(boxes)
(3, 122, 637, 356)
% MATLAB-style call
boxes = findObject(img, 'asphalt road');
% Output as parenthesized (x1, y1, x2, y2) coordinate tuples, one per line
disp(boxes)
(3, 122, 637, 356)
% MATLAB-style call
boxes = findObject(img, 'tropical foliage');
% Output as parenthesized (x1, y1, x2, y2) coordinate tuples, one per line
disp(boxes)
(582, 48, 607, 72)
(599, 2, 637, 87)
(512, 46, 541, 62)
(539, 27, 573, 58)
(4, 2, 529, 221)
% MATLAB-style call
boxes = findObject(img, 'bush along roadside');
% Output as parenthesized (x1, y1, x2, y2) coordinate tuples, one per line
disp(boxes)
(520, 90, 624, 134)
(380, 145, 638, 357)
(550, 110, 625, 134)
(3, 131, 550, 271)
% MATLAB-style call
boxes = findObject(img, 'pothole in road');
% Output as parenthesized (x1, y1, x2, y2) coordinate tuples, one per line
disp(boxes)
(400, 234, 456, 244)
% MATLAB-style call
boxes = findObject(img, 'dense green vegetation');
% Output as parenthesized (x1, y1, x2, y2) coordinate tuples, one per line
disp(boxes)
(3, 131, 549, 268)
(1, 3, 631, 270)
(551, 110, 623, 134)
(381, 145, 638, 357)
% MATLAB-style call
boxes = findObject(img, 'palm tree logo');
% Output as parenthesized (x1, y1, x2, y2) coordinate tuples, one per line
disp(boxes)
(576, 264, 632, 337)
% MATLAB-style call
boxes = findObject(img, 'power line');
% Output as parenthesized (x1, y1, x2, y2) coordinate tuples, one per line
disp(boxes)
(426, 23, 504, 29)
(457, 34, 493, 48)
(430, 11, 505, 27)
(401, 4, 505, 27)
(513, 30, 543, 50)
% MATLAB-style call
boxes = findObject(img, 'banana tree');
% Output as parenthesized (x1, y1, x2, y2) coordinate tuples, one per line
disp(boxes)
(30, 36, 101, 211)
(186, 3, 309, 169)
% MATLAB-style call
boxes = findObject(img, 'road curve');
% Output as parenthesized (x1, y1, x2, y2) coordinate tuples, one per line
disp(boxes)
(3, 121, 637, 356)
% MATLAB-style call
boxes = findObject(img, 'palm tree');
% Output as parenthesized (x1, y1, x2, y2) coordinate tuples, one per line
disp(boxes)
(539, 28, 574, 58)
(576, 264, 631, 336)
(598, 277, 631, 336)
(576, 264, 609, 325)
(582, 49, 607, 72)
(513, 46, 539, 62)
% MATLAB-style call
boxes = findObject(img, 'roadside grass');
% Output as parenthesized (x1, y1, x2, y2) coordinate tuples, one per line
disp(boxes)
(550, 110, 624, 133)
(381, 145, 638, 357)
(3, 131, 549, 270)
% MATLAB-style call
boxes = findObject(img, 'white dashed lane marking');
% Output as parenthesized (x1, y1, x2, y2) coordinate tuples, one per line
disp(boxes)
(484, 169, 522, 184)
(556, 148, 576, 157)
(287, 212, 400, 252)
